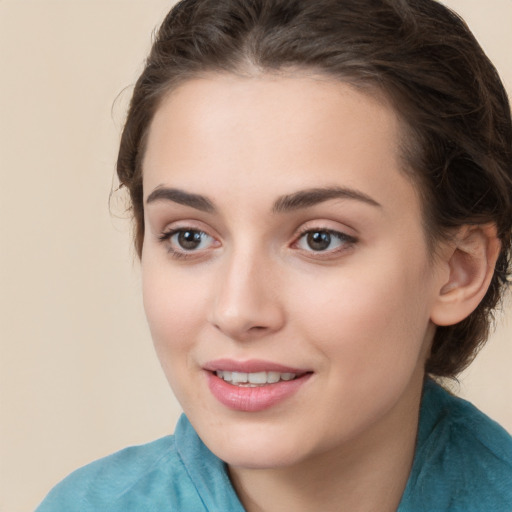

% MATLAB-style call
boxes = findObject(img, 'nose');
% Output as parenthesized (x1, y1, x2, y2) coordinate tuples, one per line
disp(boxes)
(208, 249, 285, 341)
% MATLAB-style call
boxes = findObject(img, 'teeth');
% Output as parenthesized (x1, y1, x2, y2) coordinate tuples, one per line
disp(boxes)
(267, 371, 280, 384)
(231, 372, 248, 384)
(215, 370, 297, 385)
(248, 372, 267, 384)
(215, 371, 233, 382)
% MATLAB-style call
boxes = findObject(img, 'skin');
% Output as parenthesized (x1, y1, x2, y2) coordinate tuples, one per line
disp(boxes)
(140, 74, 487, 511)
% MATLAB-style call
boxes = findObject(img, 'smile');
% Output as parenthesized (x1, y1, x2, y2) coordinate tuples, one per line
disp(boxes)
(204, 360, 312, 412)
(215, 370, 298, 386)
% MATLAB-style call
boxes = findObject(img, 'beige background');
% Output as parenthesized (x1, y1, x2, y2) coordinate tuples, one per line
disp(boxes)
(0, 1, 511, 511)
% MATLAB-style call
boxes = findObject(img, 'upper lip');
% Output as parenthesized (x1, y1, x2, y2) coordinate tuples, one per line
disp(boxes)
(203, 358, 310, 374)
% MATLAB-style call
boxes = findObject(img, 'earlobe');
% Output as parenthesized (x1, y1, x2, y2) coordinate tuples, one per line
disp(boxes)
(430, 224, 501, 327)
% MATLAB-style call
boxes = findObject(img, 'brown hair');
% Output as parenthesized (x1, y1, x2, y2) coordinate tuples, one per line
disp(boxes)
(117, 0, 512, 378)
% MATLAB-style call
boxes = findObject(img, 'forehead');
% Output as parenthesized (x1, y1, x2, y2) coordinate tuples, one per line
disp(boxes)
(142, 73, 419, 217)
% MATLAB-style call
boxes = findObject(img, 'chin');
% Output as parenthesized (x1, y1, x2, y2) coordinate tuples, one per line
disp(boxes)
(198, 420, 315, 469)
(218, 444, 305, 470)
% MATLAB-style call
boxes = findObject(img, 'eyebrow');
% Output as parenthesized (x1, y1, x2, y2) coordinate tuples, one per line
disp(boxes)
(272, 186, 381, 213)
(145, 185, 381, 213)
(146, 187, 215, 212)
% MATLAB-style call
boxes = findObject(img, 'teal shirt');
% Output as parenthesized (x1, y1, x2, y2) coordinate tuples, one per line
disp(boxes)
(36, 380, 512, 511)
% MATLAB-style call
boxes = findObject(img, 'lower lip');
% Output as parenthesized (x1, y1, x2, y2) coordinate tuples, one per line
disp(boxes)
(206, 372, 312, 412)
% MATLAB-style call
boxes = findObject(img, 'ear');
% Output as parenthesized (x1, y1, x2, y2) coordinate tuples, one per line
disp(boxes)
(430, 224, 501, 327)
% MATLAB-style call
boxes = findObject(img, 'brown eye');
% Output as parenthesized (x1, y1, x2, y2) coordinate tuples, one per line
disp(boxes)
(306, 231, 332, 251)
(295, 229, 357, 254)
(159, 228, 217, 254)
(177, 230, 204, 250)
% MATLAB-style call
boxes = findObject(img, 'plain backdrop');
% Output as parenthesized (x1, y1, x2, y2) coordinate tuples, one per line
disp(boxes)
(1, 1, 511, 511)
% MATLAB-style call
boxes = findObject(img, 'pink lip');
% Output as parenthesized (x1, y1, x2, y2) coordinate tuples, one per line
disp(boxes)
(203, 359, 312, 412)
(203, 358, 307, 374)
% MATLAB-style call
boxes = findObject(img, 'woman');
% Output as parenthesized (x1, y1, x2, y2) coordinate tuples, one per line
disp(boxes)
(36, 0, 512, 510)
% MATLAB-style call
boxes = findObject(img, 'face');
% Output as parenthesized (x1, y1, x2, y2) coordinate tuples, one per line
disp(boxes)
(141, 74, 444, 469)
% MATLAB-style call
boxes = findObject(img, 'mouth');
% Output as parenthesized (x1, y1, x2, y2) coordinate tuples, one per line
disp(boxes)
(214, 370, 302, 387)
(204, 359, 313, 412)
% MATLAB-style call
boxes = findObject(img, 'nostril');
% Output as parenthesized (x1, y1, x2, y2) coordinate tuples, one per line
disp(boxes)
(209, 291, 285, 339)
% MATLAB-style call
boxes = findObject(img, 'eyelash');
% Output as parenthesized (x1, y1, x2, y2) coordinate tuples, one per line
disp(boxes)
(157, 226, 358, 260)
(158, 228, 215, 260)
(293, 228, 358, 257)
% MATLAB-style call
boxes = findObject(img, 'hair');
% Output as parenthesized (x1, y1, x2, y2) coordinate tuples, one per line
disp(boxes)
(116, 0, 512, 378)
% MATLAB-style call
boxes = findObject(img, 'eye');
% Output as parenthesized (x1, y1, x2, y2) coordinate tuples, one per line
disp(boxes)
(159, 228, 217, 256)
(173, 229, 210, 250)
(295, 229, 356, 253)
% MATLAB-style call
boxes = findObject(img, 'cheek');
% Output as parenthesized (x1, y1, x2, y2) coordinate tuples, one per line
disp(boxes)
(141, 264, 207, 353)
(141, 264, 211, 409)
(291, 251, 434, 373)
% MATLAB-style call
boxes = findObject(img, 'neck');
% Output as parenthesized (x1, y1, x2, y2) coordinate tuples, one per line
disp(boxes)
(229, 372, 425, 512)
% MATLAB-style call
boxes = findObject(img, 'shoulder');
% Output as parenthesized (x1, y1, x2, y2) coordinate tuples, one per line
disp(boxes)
(34, 433, 204, 511)
(422, 379, 512, 469)
(401, 379, 512, 512)
(35, 414, 243, 512)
